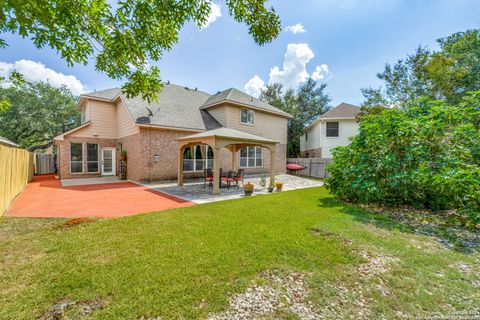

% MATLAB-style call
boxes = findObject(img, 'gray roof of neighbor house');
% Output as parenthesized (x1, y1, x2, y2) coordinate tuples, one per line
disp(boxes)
(306, 103, 360, 130)
(201, 88, 292, 118)
(81, 84, 291, 132)
(319, 103, 360, 119)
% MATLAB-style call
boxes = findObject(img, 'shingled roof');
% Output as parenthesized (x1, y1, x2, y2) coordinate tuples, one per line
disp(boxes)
(201, 88, 292, 118)
(319, 103, 360, 119)
(81, 84, 291, 131)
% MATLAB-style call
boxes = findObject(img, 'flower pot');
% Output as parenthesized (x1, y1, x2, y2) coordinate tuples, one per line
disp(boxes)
(244, 182, 254, 196)
(275, 183, 283, 192)
(244, 188, 254, 196)
(268, 185, 274, 193)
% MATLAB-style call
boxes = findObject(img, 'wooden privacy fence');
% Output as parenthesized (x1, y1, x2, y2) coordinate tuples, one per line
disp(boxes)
(287, 158, 332, 179)
(0, 145, 34, 215)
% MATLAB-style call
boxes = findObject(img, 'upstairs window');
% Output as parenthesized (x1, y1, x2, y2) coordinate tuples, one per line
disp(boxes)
(240, 109, 255, 125)
(326, 122, 339, 137)
(305, 131, 308, 141)
(70, 143, 83, 173)
(80, 106, 87, 124)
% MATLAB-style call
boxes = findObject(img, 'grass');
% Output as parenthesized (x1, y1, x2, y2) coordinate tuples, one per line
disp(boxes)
(1, 187, 479, 319)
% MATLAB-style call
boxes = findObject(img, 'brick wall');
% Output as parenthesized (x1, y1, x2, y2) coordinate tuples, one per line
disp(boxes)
(56, 129, 288, 182)
(56, 137, 117, 179)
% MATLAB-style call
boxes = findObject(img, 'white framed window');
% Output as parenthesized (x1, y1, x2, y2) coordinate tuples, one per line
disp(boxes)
(86, 143, 99, 173)
(80, 106, 87, 124)
(240, 146, 263, 168)
(326, 122, 339, 137)
(183, 145, 213, 172)
(240, 109, 255, 125)
(70, 143, 83, 173)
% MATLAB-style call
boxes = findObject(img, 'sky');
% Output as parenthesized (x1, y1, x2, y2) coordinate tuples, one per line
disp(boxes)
(0, 0, 479, 107)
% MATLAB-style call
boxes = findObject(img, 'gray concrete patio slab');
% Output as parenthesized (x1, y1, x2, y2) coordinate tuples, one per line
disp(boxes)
(142, 174, 323, 204)
(61, 176, 123, 187)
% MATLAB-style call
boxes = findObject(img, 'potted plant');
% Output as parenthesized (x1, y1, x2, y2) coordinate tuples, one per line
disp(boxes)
(259, 175, 267, 187)
(120, 149, 127, 161)
(275, 182, 283, 192)
(243, 182, 254, 196)
(268, 183, 274, 193)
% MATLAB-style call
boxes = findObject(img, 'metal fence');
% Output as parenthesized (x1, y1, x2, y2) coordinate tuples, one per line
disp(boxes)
(287, 158, 333, 179)
(35, 153, 55, 174)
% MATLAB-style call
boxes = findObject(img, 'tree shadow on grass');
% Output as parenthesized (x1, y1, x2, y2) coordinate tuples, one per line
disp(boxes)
(317, 196, 480, 254)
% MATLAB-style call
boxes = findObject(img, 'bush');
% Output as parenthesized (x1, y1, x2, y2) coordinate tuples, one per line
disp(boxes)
(326, 92, 480, 226)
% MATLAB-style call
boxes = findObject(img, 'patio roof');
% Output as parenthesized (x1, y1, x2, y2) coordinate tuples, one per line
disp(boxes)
(176, 128, 278, 195)
(176, 127, 278, 144)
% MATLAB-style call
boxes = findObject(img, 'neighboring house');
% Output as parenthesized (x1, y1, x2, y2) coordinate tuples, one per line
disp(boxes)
(54, 83, 292, 182)
(300, 103, 360, 158)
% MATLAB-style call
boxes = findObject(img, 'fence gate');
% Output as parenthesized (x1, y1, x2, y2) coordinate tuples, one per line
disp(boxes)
(287, 158, 332, 179)
(35, 153, 55, 174)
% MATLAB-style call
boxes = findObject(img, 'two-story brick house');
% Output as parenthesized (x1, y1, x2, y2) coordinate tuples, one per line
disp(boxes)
(54, 83, 292, 183)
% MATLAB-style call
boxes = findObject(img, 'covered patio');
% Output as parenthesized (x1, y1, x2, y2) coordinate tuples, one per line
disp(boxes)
(176, 128, 278, 195)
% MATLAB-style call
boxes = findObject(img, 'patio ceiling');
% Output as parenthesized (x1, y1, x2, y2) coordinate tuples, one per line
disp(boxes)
(176, 128, 278, 195)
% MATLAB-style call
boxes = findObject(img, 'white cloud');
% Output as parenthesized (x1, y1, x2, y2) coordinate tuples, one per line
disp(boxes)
(243, 43, 331, 95)
(268, 43, 315, 90)
(244, 75, 266, 97)
(311, 64, 330, 80)
(285, 23, 306, 34)
(0, 59, 87, 95)
(201, 1, 222, 29)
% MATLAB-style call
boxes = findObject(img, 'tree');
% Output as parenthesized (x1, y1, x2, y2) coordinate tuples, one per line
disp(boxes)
(0, 81, 79, 151)
(260, 78, 331, 157)
(362, 29, 480, 108)
(326, 92, 480, 226)
(0, 0, 281, 102)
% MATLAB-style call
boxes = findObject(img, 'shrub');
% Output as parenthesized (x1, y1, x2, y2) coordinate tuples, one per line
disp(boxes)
(326, 92, 480, 226)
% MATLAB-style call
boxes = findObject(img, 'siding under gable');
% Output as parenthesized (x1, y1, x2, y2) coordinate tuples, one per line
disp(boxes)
(210, 103, 288, 144)
(116, 101, 139, 138)
(69, 100, 117, 139)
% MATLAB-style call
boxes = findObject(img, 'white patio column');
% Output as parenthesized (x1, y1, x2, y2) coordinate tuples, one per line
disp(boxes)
(269, 144, 276, 186)
(178, 145, 184, 186)
(213, 146, 221, 195)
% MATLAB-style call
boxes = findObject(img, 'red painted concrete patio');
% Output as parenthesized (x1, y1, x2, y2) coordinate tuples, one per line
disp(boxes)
(7, 175, 193, 218)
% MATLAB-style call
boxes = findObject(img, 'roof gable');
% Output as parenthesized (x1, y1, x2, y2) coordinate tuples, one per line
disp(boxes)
(80, 84, 290, 131)
(201, 88, 292, 118)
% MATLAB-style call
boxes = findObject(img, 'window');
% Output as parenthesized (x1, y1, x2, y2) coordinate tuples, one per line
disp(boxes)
(183, 145, 213, 172)
(70, 143, 83, 173)
(240, 146, 262, 168)
(240, 109, 255, 125)
(305, 131, 308, 141)
(87, 143, 99, 173)
(80, 106, 87, 124)
(326, 122, 339, 137)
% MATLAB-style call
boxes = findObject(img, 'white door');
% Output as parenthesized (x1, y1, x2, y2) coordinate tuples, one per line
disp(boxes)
(101, 148, 116, 176)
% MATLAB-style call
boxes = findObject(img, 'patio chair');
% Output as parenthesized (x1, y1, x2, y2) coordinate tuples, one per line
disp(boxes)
(234, 169, 244, 187)
(204, 168, 213, 188)
(221, 171, 236, 189)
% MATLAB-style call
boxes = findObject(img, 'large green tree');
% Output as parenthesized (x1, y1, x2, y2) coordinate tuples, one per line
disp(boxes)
(0, 81, 79, 151)
(260, 78, 331, 157)
(362, 29, 480, 108)
(0, 0, 281, 102)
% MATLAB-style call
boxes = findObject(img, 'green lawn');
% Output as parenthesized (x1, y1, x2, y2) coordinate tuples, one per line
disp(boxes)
(1, 187, 479, 319)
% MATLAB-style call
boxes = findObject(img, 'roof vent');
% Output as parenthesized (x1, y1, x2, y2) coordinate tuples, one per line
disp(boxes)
(195, 87, 198, 91)
(184, 86, 190, 90)
(136, 116, 150, 124)
(166, 80, 170, 85)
